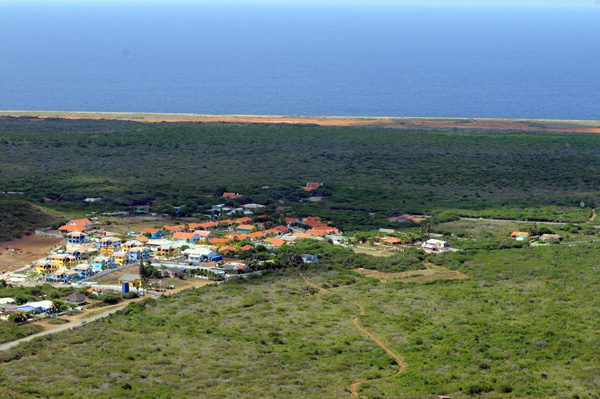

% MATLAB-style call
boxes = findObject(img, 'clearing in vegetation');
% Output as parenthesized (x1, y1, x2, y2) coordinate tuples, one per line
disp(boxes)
(353, 262, 467, 284)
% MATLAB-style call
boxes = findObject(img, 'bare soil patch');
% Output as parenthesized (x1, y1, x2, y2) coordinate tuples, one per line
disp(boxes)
(352, 246, 399, 257)
(0, 235, 63, 272)
(353, 262, 467, 283)
(4, 111, 600, 133)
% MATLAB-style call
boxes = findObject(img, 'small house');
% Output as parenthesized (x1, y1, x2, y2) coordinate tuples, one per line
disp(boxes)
(67, 231, 88, 245)
(301, 254, 318, 263)
(184, 248, 221, 262)
(236, 224, 254, 233)
(422, 239, 450, 253)
(111, 252, 128, 266)
(129, 247, 150, 261)
(140, 228, 164, 239)
(73, 264, 93, 278)
(91, 256, 114, 271)
(265, 238, 285, 248)
(63, 292, 88, 306)
(173, 232, 200, 243)
(49, 254, 77, 269)
(540, 234, 562, 242)
(99, 237, 122, 255)
(303, 182, 323, 191)
(156, 245, 178, 258)
(35, 259, 57, 275)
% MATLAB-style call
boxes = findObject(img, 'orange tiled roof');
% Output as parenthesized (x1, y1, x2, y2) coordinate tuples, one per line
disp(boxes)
(59, 224, 86, 232)
(71, 218, 92, 226)
(265, 238, 285, 247)
(164, 225, 185, 231)
(173, 232, 197, 240)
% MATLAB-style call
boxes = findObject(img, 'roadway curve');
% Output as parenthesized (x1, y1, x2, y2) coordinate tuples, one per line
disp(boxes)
(299, 273, 403, 397)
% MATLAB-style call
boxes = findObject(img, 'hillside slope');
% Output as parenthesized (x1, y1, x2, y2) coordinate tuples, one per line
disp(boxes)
(0, 201, 66, 241)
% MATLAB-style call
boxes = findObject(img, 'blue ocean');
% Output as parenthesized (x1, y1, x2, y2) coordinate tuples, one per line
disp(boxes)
(0, 3, 599, 119)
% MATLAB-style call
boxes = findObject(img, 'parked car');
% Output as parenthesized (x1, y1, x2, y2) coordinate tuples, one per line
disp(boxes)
(166, 285, 175, 289)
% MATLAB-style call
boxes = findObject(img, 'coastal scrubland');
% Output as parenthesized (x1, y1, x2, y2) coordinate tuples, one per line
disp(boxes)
(0, 117, 599, 231)
(0, 201, 66, 241)
(0, 244, 597, 398)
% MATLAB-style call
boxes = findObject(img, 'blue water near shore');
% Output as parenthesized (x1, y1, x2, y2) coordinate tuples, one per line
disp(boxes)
(0, 3, 599, 119)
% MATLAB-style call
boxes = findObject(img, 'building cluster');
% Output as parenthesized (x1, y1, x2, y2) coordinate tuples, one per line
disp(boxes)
(33, 213, 335, 284)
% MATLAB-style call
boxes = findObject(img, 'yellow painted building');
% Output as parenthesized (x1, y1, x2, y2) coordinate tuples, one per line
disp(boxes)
(35, 260, 59, 274)
(49, 254, 77, 269)
(111, 252, 128, 266)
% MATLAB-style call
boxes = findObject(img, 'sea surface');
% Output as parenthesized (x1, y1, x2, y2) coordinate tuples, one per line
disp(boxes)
(0, 3, 599, 119)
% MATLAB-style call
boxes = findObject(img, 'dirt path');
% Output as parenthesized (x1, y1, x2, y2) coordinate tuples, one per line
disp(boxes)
(0, 278, 216, 351)
(299, 273, 402, 397)
(590, 209, 596, 222)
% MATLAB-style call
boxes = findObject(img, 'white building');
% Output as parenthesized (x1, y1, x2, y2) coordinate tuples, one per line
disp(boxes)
(422, 239, 450, 253)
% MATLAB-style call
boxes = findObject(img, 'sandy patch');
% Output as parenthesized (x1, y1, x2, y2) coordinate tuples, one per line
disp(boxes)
(0, 235, 63, 272)
(3, 112, 600, 134)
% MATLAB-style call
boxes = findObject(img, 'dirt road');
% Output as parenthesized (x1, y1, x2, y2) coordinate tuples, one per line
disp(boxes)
(0, 304, 128, 351)
(0, 278, 216, 352)
(300, 273, 403, 397)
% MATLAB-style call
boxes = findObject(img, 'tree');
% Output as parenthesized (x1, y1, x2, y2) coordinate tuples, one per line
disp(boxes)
(8, 312, 27, 323)
(52, 299, 67, 313)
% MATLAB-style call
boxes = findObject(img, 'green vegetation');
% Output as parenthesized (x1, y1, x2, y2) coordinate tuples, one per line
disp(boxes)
(46, 318, 70, 325)
(0, 201, 66, 241)
(0, 322, 43, 345)
(0, 117, 598, 230)
(0, 283, 74, 305)
(0, 243, 597, 397)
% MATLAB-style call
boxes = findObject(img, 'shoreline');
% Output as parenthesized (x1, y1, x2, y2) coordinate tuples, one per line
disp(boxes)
(2, 110, 600, 133)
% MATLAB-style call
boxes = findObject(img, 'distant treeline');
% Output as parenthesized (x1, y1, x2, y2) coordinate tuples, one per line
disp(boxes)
(0, 117, 598, 230)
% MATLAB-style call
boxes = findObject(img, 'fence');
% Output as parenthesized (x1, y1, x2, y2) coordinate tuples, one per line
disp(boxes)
(35, 230, 63, 238)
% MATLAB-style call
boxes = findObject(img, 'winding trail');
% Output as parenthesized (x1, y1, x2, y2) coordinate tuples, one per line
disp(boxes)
(299, 273, 403, 397)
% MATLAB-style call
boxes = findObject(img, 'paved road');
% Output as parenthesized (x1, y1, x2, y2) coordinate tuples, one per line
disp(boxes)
(0, 304, 128, 352)
(459, 217, 569, 225)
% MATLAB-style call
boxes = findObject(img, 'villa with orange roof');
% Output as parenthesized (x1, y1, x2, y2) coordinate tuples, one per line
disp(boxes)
(237, 224, 254, 233)
(173, 232, 201, 243)
(140, 228, 163, 238)
(303, 182, 323, 191)
(265, 238, 286, 247)
(247, 231, 266, 241)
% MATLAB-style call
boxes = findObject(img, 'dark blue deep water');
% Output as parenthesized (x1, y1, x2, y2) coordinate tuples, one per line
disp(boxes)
(0, 3, 599, 119)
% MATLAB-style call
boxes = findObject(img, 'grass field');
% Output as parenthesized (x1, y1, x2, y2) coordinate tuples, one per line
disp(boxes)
(0, 244, 598, 398)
